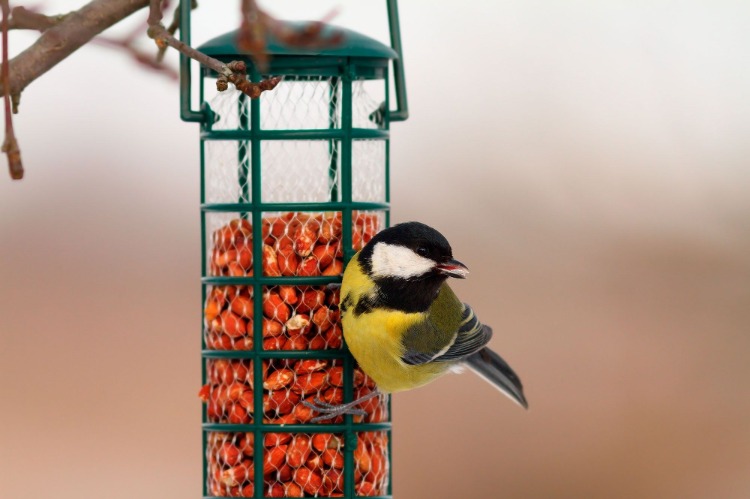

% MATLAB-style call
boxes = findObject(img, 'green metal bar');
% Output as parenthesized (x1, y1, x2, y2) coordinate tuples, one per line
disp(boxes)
(201, 349, 347, 360)
(339, 67, 357, 499)
(383, 66, 394, 497)
(201, 201, 389, 212)
(201, 276, 339, 286)
(203, 422, 391, 432)
(247, 64, 265, 499)
(201, 128, 389, 141)
(387, 0, 409, 122)
(384, 64, 392, 229)
(179, 0, 205, 122)
(200, 217, 208, 496)
(198, 53, 209, 498)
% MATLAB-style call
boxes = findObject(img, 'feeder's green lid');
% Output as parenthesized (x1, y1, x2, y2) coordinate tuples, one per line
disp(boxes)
(198, 21, 397, 60)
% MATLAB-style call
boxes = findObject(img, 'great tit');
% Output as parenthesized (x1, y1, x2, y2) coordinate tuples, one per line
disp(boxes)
(306, 222, 527, 421)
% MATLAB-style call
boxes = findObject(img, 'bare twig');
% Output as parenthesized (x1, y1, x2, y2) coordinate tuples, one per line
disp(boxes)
(2, 0, 22, 179)
(265, 8, 343, 50)
(146, 0, 163, 27)
(238, 0, 268, 70)
(1, 0, 151, 97)
(237, 2, 342, 71)
(0, 0, 345, 179)
(217, 60, 282, 98)
(8, 6, 71, 32)
(85, 0, 175, 78)
(147, 0, 280, 99)
(94, 36, 178, 79)
(156, 0, 196, 63)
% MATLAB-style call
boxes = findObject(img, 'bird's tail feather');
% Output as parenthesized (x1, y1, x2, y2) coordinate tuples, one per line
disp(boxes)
(465, 348, 528, 409)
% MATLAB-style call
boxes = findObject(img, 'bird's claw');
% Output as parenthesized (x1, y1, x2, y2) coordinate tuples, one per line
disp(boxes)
(302, 398, 368, 423)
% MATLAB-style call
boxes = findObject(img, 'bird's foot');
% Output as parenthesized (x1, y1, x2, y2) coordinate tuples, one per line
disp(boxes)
(303, 390, 381, 423)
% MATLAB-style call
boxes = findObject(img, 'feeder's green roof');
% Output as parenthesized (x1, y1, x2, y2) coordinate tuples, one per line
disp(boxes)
(198, 21, 397, 60)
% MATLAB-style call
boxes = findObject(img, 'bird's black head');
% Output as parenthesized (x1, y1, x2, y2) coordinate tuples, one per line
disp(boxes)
(357, 222, 468, 313)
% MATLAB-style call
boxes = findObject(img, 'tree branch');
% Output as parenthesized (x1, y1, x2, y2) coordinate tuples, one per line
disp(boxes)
(2, 0, 22, 179)
(147, 0, 281, 99)
(2, 0, 149, 96)
(8, 6, 71, 32)
(156, 0, 196, 63)
(2, 0, 344, 179)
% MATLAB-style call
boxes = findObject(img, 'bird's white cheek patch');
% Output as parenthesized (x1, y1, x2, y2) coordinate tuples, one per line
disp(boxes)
(371, 242, 435, 279)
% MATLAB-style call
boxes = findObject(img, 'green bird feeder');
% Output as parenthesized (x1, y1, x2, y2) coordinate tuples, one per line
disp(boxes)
(180, 1, 408, 497)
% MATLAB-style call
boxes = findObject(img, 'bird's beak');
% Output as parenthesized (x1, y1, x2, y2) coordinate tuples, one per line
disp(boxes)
(435, 259, 469, 279)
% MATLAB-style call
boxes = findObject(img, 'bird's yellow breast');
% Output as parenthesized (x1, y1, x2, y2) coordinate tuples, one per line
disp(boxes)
(341, 254, 447, 393)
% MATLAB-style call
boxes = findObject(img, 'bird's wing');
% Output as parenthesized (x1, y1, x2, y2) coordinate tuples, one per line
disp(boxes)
(400, 285, 493, 366)
(431, 304, 494, 362)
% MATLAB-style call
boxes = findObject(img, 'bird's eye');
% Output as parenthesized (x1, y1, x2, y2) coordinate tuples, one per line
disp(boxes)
(416, 247, 429, 257)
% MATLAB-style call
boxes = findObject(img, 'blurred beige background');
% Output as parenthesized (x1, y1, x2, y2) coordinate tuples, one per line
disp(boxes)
(2, 1, 750, 498)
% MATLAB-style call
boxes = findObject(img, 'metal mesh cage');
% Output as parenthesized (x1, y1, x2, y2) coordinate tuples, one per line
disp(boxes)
(200, 67, 392, 498)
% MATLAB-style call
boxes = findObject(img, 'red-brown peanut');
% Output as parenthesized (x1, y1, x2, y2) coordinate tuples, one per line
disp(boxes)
(293, 223, 318, 257)
(264, 433, 293, 447)
(291, 372, 328, 395)
(263, 389, 299, 415)
(322, 448, 344, 469)
(312, 242, 336, 268)
(322, 258, 344, 276)
(277, 249, 299, 276)
(263, 369, 294, 390)
(262, 291, 291, 323)
(263, 445, 288, 475)
(284, 482, 304, 497)
(297, 255, 321, 276)
(293, 467, 324, 496)
(229, 295, 253, 319)
(286, 435, 312, 468)
(323, 468, 344, 494)
(262, 318, 284, 338)
(262, 244, 281, 276)
(219, 311, 246, 338)
(283, 334, 308, 351)
(278, 285, 298, 305)
(297, 289, 325, 313)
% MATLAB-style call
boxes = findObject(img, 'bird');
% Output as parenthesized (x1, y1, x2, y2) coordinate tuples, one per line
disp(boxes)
(304, 221, 527, 421)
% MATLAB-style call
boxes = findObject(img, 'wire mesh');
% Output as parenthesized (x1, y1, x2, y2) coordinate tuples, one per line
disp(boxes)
(260, 141, 341, 203)
(204, 141, 252, 204)
(352, 80, 386, 130)
(206, 78, 383, 132)
(261, 77, 342, 130)
(352, 141, 386, 203)
(205, 429, 390, 498)
(204, 211, 385, 279)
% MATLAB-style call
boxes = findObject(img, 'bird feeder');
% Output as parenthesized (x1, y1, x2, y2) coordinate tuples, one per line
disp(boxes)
(180, 1, 408, 497)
